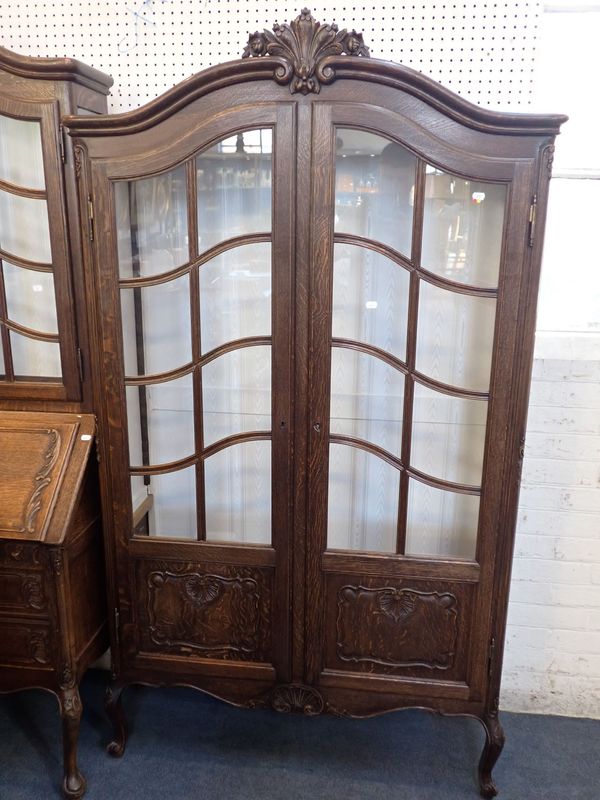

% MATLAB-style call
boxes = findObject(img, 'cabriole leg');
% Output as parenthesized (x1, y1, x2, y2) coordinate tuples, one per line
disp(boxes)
(59, 686, 86, 799)
(478, 712, 505, 798)
(105, 681, 127, 757)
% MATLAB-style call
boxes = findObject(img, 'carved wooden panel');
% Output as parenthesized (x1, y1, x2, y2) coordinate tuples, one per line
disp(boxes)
(324, 574, 475, 682)
(0, 541, 43, 567)
(0, 416, 79, 541)
(0, 569, 49, 614)
(135, 560, 272, 662)
(0, 619, 52, 666)
(337, 585, 458, 669)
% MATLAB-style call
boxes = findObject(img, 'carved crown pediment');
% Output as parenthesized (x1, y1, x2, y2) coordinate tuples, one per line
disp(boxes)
(242, 7, 370, 95)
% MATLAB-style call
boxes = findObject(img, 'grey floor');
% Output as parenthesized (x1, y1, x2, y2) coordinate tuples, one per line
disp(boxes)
(0, 670, 598, 800)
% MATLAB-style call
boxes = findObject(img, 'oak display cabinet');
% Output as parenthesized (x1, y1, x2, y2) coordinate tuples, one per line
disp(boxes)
(0, 49, 112, 798)
(66, 10, 566, 797)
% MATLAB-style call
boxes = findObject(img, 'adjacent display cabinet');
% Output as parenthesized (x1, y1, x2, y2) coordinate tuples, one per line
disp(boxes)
(66, 10, 566, 797)
(0, 46, 112, 408)
(0, 49, 112, 798)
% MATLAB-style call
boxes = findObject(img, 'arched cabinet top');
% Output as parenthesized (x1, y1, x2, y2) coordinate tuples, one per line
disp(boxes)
(64, 8, 566, 139)
(0, 45, 113, 94)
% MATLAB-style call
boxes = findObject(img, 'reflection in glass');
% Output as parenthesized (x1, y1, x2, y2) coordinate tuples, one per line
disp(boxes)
(197, 129, 272, 253)
(0, 115, 45, 190)
(0, 190, 51, 263)
(332, 243, 409, 360)
(202, 346, 271, 447)
(406, 479, 479, 559)
(115, 166, 188, 279)
(126, 373, 194, 467)
(3, 261, 58, 334)
(200, 242, 271, 354)
(0, 341, 5, 376)
(335, 129, 416, 257)
(121, 274, 191, 376)
(411, 384, 487, 486)
(422, 169, 506, 288)
(416, 281, 496, 392)
(327, 443, 399, 552)
(131, 467, 197, 539)
(205, 440, 271, 544)
(330, 347, 404, 458)
(11, 332, 61, 379)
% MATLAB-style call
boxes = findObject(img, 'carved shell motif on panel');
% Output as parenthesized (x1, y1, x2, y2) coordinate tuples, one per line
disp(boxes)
(242, 8, 370, 95)
(337, 586, 458, 669)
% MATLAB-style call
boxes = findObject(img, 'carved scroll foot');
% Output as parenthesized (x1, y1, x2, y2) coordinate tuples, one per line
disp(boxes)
(478, 713, 505, 798)
(105, 681, 127, 757)
(59, 686, 86, 799)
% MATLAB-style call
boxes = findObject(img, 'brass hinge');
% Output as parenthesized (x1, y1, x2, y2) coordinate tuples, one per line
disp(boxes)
(528, 194, 537, 247)
(76, 347, 84, 383)
(58, 124, 66, 163)
(114, 608, 120, 646)
(87, 195, 94, 242)
(488, 636, 496, 677)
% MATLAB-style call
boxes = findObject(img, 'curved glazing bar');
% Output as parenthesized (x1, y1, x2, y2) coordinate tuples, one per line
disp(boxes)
(334, 128, 416, 259)
(115, 164, 189, 280)
(197, 129, 272, 253)
(332, 242, 409, 361)
(327, 442, 400, 553)
(330, 346, 404, 458)
(422, 166, 506, 289)
(204, 440, 271, 545)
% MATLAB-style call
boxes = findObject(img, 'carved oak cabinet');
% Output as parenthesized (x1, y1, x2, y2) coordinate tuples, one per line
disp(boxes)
(66, 10, 566, 796)
(0, 49, 112, 798)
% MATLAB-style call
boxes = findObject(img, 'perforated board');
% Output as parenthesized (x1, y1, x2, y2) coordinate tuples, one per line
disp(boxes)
(0, 1, 541, 113)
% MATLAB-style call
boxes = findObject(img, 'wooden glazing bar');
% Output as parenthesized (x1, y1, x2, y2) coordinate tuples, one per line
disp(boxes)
(334, 232, 498, 297)
(0, 246, 53, 272)
(397, 158, 426, 554)
(0, 258, 14, 381)
(187, 158, 206, 541)
(128, 181, 151, 481)
(117, 231, 271, 289)
(413, 370, 490, 400)
(0, 176, 46, 199)
(330, 434, 481, 495)
(0, 317, 59, 342)
(331, 337, 408, 373)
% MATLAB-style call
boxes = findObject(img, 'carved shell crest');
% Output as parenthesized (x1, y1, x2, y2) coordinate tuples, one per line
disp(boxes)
(242, 8, 370, 95)
(376, 589, 417, 623)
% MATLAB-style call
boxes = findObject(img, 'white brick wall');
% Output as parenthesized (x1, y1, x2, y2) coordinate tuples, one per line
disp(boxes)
(502, 334, 600, 718)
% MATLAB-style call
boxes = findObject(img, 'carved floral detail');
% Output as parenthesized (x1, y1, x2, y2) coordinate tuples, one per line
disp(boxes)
(242, 8, 370, 94)
(24, 428, 61, 534)
(543, 144, 555, 179)
(29, 630, 50, 664)
(271, 684, 325, 715)
(337, 585, 458, 669)
(147, 570, 262, 657)
(0, 543, 42, 565)
(60, 687, 82, 719)
(73, 144, 84, 180)
(51, 550, 64, 576)
(20, 575, 47, 610)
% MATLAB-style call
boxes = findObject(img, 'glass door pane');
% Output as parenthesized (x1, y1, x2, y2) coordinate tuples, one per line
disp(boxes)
(118, 129, 275, 544)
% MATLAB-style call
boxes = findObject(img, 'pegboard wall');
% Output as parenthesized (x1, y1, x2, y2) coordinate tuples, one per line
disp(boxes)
(0, 1, 541, 114)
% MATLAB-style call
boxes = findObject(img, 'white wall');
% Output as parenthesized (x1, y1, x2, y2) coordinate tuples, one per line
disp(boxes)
(1, 0, 598, 718)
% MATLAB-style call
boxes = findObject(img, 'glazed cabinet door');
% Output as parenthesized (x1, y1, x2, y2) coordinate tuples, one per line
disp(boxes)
(90, 105, 294, 696)
(305, 103, 533, 714)
(0, 97, 80, 401)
